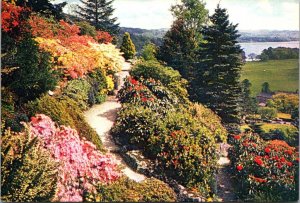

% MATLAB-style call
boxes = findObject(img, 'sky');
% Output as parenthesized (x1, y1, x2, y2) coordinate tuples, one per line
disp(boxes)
(55, 0, 299, 30)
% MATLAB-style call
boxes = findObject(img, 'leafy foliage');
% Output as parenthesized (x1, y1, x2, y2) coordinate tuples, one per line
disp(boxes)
(258, 47, 299, 61)
(25, 95, 103, 150)
(1, 128, 58, 202)
(141, 42, 158, 61)
(2, 37, 58, 102)
(85, 176, 176, 202)
(258, 107, 278, 120)
(229, 132, 299, 201)
(130, 60, 189, 102)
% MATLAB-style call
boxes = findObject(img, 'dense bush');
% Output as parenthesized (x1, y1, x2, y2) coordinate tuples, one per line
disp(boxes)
(229, 132, 299, 201)
(85, 177, 176, 202)
(130, 60, 188, 101)
(117, 77, 179, 113)
(260, 124, 299, 147)
(2, 37, 58, 102)
(1, 128, 58, 202)
(258, 47, 299, 61)
(25, 94, 103, 150)
(141, 42, 158, 61)
(62, 79, 91, 110)
(113, 72, 226, 196)
(271, 93, 299, 114)
(258, 107, 277, 120)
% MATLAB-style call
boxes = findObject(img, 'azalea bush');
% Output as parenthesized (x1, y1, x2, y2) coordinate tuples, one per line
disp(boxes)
(27, 114, 120, 201)
(229, 132, 299, 201)
(29, 14, 124, 80)
(117, 77, 179, 113)
(1, 128, 58, 202)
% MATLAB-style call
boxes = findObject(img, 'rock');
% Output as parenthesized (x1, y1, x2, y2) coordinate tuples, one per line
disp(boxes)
(122, 150, 152, 174)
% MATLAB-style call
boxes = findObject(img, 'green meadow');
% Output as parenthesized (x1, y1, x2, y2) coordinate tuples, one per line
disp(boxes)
(241, 59, 299, 96)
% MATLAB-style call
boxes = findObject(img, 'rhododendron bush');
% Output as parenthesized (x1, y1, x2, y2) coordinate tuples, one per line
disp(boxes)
(26, 114, 120, 202)
(29, 15, 124, 79)
(229, 132, 299, 201)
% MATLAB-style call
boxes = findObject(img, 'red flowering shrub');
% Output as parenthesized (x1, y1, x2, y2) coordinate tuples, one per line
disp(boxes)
(96, 31, 113, 44)
(27, 114, 120, 202)
(229, 132, 299, 201)
(117, 76, 178, 112)
(1, 1, 26, 33)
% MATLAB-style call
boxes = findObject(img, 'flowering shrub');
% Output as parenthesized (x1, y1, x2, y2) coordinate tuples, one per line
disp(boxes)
(96, 30, 113, 44)
(28, 14, 123, 80)
(113, 71, 226, 197)
(117, 77, 178, 113)
(229, 132, 299, 201)
(1, 1, 28, 36)
(26, 114, 120, 201)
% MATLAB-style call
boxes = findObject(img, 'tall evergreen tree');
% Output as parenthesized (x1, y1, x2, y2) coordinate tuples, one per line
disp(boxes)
(158, 0, 208, 96)
(120, 32, 136, 60)
(195, 5, 243, 124)
(76, 0, 119, 36)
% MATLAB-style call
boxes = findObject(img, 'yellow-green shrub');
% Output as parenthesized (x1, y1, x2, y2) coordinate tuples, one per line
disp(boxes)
(84, 176, 176, 202)
(1, 129, 58, 202)
(25, 95, 103, 150)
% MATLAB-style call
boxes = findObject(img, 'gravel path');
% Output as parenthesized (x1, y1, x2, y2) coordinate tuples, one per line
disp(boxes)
(216, 143, 239, 202)
(84, 62, 146, 182)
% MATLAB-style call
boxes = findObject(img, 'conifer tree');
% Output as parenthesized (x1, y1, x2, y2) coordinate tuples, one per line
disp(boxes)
(120, 32, 136, 60)
(76, 0, 119, 36)
(158, 0, 208, 97)
(195, 5, 243, 124)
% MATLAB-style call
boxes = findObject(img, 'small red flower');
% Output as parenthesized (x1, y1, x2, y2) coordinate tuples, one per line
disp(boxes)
(286, 161, 293, 167)
(285, 150, 293, 155)
(280, 157, 286, 162)
(236, 165, 243, 171)
(254, 156, 263, 166)
(234, 135, 241, 140)
(141, 97, 147, 102)
(265, 147, 271, 154)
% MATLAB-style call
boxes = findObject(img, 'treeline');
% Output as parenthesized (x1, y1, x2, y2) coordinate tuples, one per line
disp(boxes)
(258, 47, 299, 61)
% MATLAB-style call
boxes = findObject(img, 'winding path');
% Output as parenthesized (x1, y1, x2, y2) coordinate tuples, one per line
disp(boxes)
(84, 62, 146, 182)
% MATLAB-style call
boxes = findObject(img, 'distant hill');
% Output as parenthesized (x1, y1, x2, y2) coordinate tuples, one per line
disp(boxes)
(118, 27, 299, 54)
(238, 30, 299, 42)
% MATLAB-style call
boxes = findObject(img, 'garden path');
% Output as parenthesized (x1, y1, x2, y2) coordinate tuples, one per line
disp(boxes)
(216, 143, 239, 202)
(84, 61, 146, 182)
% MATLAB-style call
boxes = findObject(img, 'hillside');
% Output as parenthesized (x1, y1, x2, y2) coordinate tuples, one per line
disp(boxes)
(241, 59, 299, 96)
(118, 28, 299, 53)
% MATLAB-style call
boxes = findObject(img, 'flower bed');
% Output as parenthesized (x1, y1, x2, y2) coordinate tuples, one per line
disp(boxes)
(229, 132, 299, 201)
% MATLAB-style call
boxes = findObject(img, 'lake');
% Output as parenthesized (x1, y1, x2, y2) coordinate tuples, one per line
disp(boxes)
(239, 41, 299, 57)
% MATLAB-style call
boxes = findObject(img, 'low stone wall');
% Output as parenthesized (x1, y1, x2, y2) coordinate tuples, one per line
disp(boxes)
(117, 148, 207, 202)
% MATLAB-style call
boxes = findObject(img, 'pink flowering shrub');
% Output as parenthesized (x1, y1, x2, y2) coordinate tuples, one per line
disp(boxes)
(27, 114, 120, 202)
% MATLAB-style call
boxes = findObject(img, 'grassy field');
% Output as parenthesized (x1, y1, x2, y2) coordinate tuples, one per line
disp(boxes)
(260, 123, 298, 134)
(241, 59, 299, 96)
